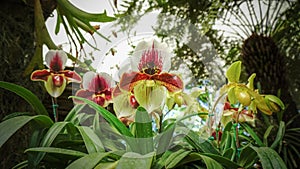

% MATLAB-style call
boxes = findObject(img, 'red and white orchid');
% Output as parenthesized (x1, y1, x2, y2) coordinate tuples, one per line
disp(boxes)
(113, 39, 184, 117)
(74, 71, 114, 107)
(31, 50, 81, 98)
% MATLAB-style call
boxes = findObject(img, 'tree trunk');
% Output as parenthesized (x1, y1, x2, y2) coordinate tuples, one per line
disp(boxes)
(0, 0, 55, 168)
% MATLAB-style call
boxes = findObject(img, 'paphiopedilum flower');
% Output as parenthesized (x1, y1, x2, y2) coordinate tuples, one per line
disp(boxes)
(166, 87, 208, 119)
(223, 61, 285, 116)
(221, 102, 255, 126)
(114, 39, 184, 115)
(74, 71, 114, 107)
(31, 50, 81, 98)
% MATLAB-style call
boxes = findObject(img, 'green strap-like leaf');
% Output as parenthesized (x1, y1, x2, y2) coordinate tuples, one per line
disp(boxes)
(64, 104, 84, 122)
(0, 115, 53, 148)
(41, 122, 70, 147)
(134, 107, 153, 138)
(185, 130, 220, 154)
(134, 107, 154, 155)
(238, 146, 257, 168)
(270, 121, 285, 149)
(94, 161, 118, 169)
(152, 151, 172, 169)
(0, 81, 48, 116)
(165, 149, 191, 168)
(30, 122, 71, 167)
(263, 125, 274, 146)
(202, 153, 241, 169)
(116, 152, 154, 169)
(55, 9, 62, 34)
(77, 126, 105, 154)
(12, 160, 28, 169)
(155, 124, 175, 155)
(241, 123, 265, 146)
(25, 147, 87, 157)
(198, 154, 223, 169)
(69, 96, 133, 137)
(57, 0, 116, 22)
(66, 152, 111, 169)
(185, 153, 223, 169)
(222, 148, 235, 160)
(251, 146, 287, 169)
(93, 112, 100, 131)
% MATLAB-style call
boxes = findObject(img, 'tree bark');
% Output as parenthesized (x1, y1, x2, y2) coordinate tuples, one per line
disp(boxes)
(0, 0, 56, 168)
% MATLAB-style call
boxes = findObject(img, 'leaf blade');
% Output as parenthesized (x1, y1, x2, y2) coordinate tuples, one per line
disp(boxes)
(0, 115, 53, 148)
(25, 147, 87, 157)
(0, 81, 48, 115)
(134, 107, 153, 155)
(251, 146, 287, 169)
(69, 96, 133, 137)
(77, 126, 105, 154)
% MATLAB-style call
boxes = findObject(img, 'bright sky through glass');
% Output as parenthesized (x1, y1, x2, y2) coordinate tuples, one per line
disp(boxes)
(45, 0, 160, 79)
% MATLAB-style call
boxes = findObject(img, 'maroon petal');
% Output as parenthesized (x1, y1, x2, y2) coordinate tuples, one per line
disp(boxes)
(223, 102, 231, 110)
(119, 72, 150, 91)
(74, 89, 94, 104)
(61, 70, 82, 83)
(31, 69, 51, 82)
(152, 73, 183, 92)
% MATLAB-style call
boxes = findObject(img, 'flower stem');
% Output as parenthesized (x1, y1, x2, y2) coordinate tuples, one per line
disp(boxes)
(234, 105, 243, 157)
(158, 113, 163, 133)
(209, 92, 226, 136)
(234, 123, 240, 148)
(51, 97, 59, 122)
(216, 122, 221, 148)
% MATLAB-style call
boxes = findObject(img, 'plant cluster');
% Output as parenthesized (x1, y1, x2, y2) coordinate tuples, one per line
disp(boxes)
(0, 38, 292, 169)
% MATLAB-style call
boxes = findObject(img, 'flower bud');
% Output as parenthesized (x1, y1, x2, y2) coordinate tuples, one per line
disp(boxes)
(264, 95, 285, 113)
(256, 101, 272, 115)
(212, 130, 222, 141)
(174, 93, 184, 107)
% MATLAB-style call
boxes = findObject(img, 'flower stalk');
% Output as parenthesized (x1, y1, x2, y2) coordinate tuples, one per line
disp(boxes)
(51, 97, 59, 122)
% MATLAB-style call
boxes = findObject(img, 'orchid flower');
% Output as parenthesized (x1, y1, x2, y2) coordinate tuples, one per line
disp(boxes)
(74, 71, 114, 107)
(31, 50, 81, 98)
(221, 102, 255, 127)
(113, 39, 184, 117)
(168, 87, 209, 121)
